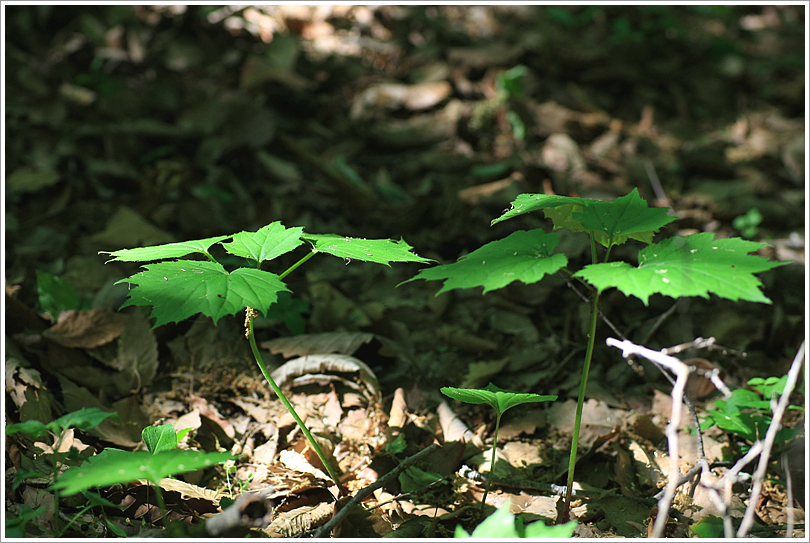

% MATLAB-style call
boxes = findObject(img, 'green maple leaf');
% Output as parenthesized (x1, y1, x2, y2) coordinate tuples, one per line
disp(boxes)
(222, 221, 304, 264)
(573, 189, 676, 246)
(492, 189, 676, 247)
(542, 203, 589, 233)
(118, 260, 288, 327)
(401, 229, 567, 295)
(573, 233, 785, 305)
(302, 234, 431, 266)
(100, 235, 229, 263)
(491, 193, 589, 225)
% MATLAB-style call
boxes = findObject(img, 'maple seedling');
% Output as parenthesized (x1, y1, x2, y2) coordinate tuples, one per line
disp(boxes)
(442, 384, 557, 508)
(101, 222, 430, 494)
(404, 188, 785, 522)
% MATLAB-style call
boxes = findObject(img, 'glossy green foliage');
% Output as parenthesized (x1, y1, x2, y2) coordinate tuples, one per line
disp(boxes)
(118, 261, 288, 327)
(49, 449, 234, 496)
(224, 223, 304, 264)
(5, 408, 119, 440)
(36, 271, 87, 318)
(102, 221, 429, 328)
(142, 424, 179, 454)
(699, 381, 799, 447)
(403, 229, 566, 295)
(574, 233, 785, 305)
(454, 501, 577, 538)
(491, 188, 676, 247)
(689, 515, 725, 538)
(101, 235, 229, 263)
(441, 383, 557, 415)
(409, 189, 783, 306)
(301, 233, 431, 266)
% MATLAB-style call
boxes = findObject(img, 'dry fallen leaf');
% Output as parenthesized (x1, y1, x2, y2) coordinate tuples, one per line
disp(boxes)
(42, 309, 127, 349)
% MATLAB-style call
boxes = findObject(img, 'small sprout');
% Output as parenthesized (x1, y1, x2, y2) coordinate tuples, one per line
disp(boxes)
(441, 383, 556, 508)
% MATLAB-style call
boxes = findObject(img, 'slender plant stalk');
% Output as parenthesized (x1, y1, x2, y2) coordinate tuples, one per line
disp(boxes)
(152, 484, 167, 527)
(480, 412, 502, 509)
(54, 506, 86, 537)
(246, 311, 345, 495)
(560, 233, 603, 523)
(278, 251, 317, 280)
(560, 291, 600, 523)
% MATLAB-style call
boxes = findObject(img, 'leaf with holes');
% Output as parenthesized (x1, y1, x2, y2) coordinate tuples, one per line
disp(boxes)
(302, 234, 431, 266)
(117, 260, 288, 327)
(100, 235, 229, 263)
(401, 229, 566, 295)
(573, 233, 786, 305)
(491, 193, 590, 226)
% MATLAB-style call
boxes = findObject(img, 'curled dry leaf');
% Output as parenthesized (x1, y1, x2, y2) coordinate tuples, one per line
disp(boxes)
(387, 387, 408, 432)
(279, 449, 332, 484)
(367, 99, 464, 148)
(42, 309, 128, 349)
(271, 354, 381, 402)
(263, 478, 337, 537)
(350, 81, 453, 120)
(437, 401, 476, 444)
(683, 358, 722, 400)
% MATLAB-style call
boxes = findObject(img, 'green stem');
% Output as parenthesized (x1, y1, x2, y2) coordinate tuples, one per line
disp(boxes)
(559, 232, 604, 524)
(561, 288, 601, 523)
(53, 504, 90, 537)
(480, 412, 502, 510)
(279, 250, 318, 281)
(246, 312, 345, 495)
(153, 484, 167, 527)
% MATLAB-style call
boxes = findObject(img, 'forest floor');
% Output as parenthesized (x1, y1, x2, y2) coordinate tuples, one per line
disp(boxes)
(4, 5, 806, 538)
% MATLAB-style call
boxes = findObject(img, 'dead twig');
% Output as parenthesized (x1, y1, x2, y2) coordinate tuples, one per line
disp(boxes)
(737, 341, 805, 537)
(606, 337, 690, 538)
(312, 443, 441, 537)
(782, 450, 795, 538)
